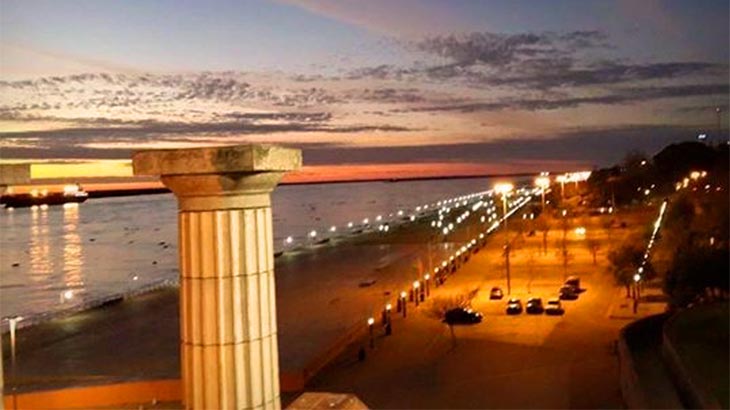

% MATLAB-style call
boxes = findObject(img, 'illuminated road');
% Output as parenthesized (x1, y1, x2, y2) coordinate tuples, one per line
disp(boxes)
(304, 211, 654, 409)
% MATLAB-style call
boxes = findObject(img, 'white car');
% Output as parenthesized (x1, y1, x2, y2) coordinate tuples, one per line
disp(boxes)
(545, 298, 564, 315)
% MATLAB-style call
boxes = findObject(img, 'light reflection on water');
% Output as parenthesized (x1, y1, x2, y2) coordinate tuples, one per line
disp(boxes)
(29, 206, 52, 283)
(62, 203, 84, 296)
(0, 177, 519, 323)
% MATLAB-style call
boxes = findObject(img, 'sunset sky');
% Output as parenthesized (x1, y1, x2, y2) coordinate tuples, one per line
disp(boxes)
(1, 0, 728, 179)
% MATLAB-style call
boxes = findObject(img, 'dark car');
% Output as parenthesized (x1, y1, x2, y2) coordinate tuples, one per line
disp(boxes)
(489, 286, 504, 300)
(559, 285, 579, 300)
(506, 298, 523, 315)
(564, 276, 581, 291)
(545, 298, 565, 315)
(444, 307, 483, 324)
(525, 297, 544, 314)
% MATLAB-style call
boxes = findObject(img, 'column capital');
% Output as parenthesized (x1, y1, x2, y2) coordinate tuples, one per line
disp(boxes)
(132, 145, 301, 211)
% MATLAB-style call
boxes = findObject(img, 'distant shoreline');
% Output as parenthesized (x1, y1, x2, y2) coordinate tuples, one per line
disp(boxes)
(82, 171, 544, 199)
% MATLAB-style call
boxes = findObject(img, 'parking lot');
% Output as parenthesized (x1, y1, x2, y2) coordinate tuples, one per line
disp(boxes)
(305, 212, 649, 408)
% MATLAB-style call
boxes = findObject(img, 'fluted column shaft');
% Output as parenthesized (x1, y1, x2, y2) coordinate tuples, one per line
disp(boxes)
(132, 145, 301, 410)
(179, 203, 279, 410)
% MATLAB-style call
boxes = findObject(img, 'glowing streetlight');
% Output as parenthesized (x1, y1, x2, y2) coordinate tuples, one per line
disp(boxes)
(535, 176, 550, 211)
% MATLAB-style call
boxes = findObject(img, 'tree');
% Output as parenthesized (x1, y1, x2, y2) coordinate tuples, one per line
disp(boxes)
(556, 240, 573, 281)
(601, 218, 614, 242)
(534, 217, 551, 255)
(607, 240, 645, 297)
(424, 288, 479, 348)
(585, 237, 600, 265)
(664, 246, 729, 308)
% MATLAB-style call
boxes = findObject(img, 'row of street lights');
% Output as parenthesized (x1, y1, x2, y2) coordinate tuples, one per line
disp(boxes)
(281, 190, 493, 251)
(362, 182, 541, 351)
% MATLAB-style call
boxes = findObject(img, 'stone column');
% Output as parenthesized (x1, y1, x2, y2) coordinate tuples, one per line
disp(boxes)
(133, 145, 301, 410)
(0, 163, 30, 410)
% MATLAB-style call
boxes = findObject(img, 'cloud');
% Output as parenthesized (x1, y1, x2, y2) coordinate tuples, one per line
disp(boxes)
(486, 60, 728, 90)
(344, 30, 728, 91)
(413, 31, 607, 67)
(398, 83, 730, 113)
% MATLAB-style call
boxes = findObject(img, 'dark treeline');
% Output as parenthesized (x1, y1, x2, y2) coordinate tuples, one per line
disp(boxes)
(587, 140, 728, 309)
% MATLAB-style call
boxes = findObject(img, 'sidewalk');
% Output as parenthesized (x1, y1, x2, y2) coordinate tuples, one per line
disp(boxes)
(607, 283, 668, 320)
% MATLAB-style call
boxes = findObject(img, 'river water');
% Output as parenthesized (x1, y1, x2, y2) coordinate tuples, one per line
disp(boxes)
(0, 176, 523, 324)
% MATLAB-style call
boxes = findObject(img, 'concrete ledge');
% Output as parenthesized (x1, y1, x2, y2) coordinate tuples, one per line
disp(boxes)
(2, 379, 180, 409)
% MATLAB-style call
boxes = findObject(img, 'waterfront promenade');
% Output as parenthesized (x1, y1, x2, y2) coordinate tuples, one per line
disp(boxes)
(2, 193, 669, 408)
(0, 195, 478, 394)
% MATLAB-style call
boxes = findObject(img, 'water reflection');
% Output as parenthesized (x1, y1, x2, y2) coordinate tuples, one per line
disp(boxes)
(62, 203, 84, 292)
(29, 205, 52, 282)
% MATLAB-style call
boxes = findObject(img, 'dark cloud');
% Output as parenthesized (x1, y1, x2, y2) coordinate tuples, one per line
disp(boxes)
(0, 72, 342, 109)
(398, 83, 730, 113)
(343, 30, 729, 92)
(345, 88, 425, 104)
(218, 111, 333, 122)
(413, 31, 604, 67)
(487, 61, 728, 90)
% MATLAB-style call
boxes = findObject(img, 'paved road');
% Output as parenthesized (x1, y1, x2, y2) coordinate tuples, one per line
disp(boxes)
(304, 213, 652, 409)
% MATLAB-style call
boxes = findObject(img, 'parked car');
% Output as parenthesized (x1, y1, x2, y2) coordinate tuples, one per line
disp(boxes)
(545, 298, 565, 315)
(506, 298, 523, 315)
(525, 297, 544, 314)
(564, 276, 581, 291)
(489, 287, 504, 300)
(559, 285, 579, 300)
(444, 307, 483, 324)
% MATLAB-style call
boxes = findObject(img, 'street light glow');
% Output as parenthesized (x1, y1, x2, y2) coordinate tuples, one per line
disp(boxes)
(494, 182, 514, 195)
(535, 176, 550, 189)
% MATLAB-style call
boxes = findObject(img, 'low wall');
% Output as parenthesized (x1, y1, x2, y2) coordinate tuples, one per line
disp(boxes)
(284, 319, 369, 391)
(662, 305, 724, 409)
(2, 379, 180, 410)
(617, 315, 662, 409)
(617, 313, 683, 409)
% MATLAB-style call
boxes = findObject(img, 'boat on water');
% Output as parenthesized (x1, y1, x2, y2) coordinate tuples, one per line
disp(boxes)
(2, 184, 89, 208)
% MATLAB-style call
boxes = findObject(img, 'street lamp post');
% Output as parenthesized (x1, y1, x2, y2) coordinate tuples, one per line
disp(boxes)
(400, 291, 408, 318)
(717, 107, 723, 142)
(367, 317, 375, 348)
(384, 304, 392, 336)
(495, 182, 514, 294)
(413, 281, 421, 306)
(556, 175, 567, 199)
(424, 274, 431, 297)
(7, 315, 22, 406)
(535, 176, 550, 212)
